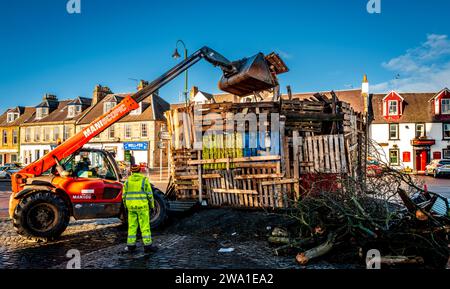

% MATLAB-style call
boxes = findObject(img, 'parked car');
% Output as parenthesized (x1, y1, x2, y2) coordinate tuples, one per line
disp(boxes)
(0, 164, 21, 179)
(425, 159, 450, 178)
(366, 158, 386, 177)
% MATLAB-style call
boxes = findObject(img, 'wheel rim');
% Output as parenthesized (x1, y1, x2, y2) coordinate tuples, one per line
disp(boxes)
(150, 200, 161, 223)
(27, 203, 58, 232)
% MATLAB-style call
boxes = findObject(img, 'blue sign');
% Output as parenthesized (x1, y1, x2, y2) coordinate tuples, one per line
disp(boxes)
(124, 142, 148, 151)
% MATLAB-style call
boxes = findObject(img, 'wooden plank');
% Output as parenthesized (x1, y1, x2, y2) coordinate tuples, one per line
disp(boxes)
(220, 172, 229, 205)
(324, 135, 330, 173)
(261, 178, 300, 186)
(283, 136, 291, 178)
(202, 174, 222, 179)
(307, 136, 314, 173)
(251, 167, 258, 207)
(234, 174, 283, 180)
(292, 131, 300, 198)
(212, 188, 258, 195)
(334, 134, 341, 173)
(182, 112, 191, 149)
(313, 136, 320, 172)
(173, 110, 180, 150)
(339, 134, 347, 173)
(328, 135, 336, 173)
(187, 155, 281, 165)
(175, 185, 199, 190)
(234, 162, 278, 169)
(302, 136, 309, 173)
(279, 116, 286, 174)
(318, 136, 324, 173)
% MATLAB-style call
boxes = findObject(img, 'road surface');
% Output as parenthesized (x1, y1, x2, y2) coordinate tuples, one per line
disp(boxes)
(416, 175, 450, 198)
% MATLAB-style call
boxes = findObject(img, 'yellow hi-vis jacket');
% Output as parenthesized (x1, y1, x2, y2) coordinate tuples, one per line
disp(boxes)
(122, 173, 154, 209)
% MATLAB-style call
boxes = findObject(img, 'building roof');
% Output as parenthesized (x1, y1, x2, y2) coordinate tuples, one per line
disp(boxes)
(194, 91, 214, 101)
(68, 96, 92, 106)
(77, 93, 170, 125)
(0, 106, 35, 127)
(23, 97, 92, 125)
(370, 92, 436, 124)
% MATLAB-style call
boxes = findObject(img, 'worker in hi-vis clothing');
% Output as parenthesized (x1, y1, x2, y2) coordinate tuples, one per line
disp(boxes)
(122, 165, 158, 253)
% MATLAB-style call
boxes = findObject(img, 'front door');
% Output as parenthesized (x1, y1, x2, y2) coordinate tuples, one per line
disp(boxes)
(415, 150, 428, 172)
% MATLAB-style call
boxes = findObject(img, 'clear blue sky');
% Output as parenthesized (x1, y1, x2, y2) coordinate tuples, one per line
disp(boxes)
(1, 0, 450, 112)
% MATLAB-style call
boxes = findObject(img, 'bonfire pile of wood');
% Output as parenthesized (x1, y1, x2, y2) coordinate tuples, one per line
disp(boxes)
(269, 158, 450, 268)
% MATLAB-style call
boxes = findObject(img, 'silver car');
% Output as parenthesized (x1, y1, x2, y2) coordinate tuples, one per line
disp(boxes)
(425, 159, 450, 178)
(0, 164, 20, 180)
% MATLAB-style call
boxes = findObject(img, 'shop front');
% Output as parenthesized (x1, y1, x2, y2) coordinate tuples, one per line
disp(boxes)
(124, 142, 149, 167)
(0, 149, 19, 165)
(411, 139, 435, 173)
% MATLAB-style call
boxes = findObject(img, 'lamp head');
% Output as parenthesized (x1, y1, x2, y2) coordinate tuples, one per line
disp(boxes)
(172, 48, 181, 59)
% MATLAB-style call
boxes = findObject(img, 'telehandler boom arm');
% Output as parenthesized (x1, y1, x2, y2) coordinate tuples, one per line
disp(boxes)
(12, 46, 287, 193)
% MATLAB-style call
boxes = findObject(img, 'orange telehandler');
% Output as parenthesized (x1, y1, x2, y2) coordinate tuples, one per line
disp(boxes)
(9, 46, 288, 239)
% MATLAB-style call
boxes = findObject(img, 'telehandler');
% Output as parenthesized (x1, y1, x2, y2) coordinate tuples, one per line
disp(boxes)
(9, 46, 288, 239)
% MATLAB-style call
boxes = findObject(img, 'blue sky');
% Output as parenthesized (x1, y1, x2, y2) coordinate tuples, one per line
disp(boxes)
(1, 0, 450, 112)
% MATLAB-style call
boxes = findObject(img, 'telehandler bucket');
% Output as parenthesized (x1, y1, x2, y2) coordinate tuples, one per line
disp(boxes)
(219, 52, 288, 97)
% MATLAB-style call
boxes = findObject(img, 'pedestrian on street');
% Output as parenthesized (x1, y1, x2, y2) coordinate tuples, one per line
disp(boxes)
(122, 164, 158, 254)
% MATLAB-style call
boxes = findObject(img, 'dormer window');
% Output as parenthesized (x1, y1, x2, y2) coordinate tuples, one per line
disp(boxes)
(103, 101, 116, 114)
(441, 99, 450, 114)
(388, 100, 398, 116)
(68, 105, 82, 118)
(382, 91, 403, 118)
(36, 107, 49, 120)
(129, 102, 142, 115)
(7, 112, 19, 123)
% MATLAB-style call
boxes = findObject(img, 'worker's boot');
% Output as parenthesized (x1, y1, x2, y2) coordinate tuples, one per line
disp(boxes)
(123, 245, 137, 254)
(144, 244, 158, 254)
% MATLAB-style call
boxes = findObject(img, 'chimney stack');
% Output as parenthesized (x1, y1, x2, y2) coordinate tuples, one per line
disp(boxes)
(43, 93, 58, 101)
(190, 86, 199, 101)
(361, 74, 369, 114)
(92, 84, 112, 105)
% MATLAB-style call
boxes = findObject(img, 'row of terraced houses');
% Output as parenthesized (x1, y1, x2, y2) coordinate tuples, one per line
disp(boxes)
(0, 81, 170, 168)
(1, 75, 449, 174)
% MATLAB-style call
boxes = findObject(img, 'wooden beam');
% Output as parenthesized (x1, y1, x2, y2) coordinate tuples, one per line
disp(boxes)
(234, 174, 283, 180)
(285, 113, 344, 122)
(261, 178, 300, 186)
(187, 155, 281, 165)
(234, 162, 278, 169)
(213, 188, 258, 195)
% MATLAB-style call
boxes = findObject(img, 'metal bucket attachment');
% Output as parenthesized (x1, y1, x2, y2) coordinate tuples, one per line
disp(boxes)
(219, 52, 287, 97)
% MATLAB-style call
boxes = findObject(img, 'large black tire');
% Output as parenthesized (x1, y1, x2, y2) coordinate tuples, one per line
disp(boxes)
(13, 191, 70, 240)
(150, 189, 169, 229)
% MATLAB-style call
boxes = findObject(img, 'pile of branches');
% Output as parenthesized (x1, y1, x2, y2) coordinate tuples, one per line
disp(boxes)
(271, 145, 450, 268)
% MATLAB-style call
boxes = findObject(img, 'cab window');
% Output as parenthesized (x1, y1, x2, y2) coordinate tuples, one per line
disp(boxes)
(64, 151, 117, 180)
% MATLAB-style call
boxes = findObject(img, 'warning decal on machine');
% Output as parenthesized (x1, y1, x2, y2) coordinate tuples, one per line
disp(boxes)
(81, 189, 95, 194)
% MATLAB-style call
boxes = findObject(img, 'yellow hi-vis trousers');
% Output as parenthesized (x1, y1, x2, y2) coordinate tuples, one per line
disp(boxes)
(127, 206, 152, 246)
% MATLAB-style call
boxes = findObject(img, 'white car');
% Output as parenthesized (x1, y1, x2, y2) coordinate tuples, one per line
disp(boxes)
(425, 159, 450, 178)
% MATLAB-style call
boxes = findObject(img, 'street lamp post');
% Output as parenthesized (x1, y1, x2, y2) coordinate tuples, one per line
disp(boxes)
(172, 40, 188, 106)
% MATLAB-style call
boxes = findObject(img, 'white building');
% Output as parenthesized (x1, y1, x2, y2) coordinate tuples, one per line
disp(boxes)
(370, 88, 450, 173)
